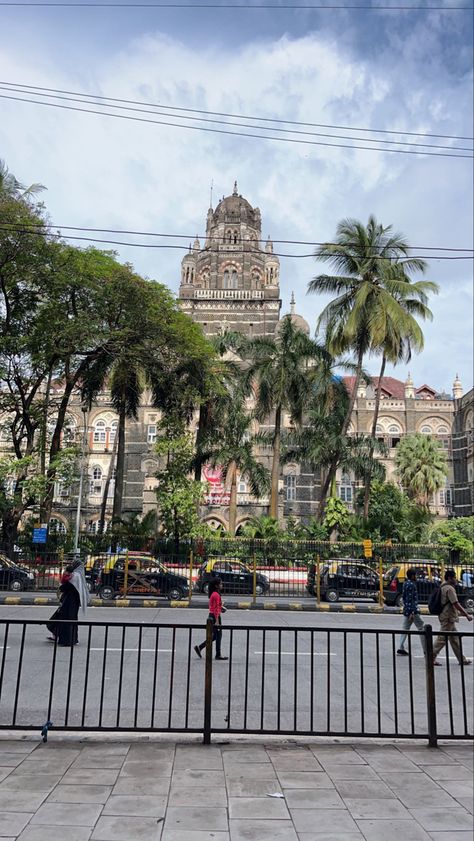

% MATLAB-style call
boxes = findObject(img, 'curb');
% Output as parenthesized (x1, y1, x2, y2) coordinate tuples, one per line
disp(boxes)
(0, 594, 418, 614)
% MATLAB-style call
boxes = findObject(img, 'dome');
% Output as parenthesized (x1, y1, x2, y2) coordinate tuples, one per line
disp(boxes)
(277, 293, 310, 336)
(213, 181, 258, 224)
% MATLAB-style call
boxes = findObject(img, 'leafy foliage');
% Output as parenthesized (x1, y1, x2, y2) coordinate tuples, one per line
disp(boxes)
(395, 433, 448, 508)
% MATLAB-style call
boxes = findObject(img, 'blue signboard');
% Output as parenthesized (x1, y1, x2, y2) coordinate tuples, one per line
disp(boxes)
(32, 528, 48, 544)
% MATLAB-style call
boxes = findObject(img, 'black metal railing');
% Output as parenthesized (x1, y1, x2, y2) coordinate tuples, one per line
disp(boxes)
(0, 618, 472, 745)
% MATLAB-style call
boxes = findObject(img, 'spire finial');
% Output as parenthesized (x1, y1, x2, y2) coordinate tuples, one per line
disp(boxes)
(209, 178, 214, 208)
(233, 180, 238, 196)
(290, 292, 295, 314)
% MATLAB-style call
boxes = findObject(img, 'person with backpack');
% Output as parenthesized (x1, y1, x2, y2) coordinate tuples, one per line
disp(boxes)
(432, 569, 472, 666)
(397, 568, 426, 656)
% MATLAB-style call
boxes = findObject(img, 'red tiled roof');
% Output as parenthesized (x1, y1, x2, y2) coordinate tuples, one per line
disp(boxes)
(343, 375, 432, 399)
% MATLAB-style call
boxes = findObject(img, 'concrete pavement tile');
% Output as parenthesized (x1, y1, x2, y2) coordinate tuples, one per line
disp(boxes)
(12, 758, 76, 775)
(28, 748, 81, 763)
(69, 755, 124, 770)
(0, 740, 37, 753)
(229, 818, 298, 840)
(224, 762, 276, 779)
(342, 798, 411, 819)
(222, 749, 270, 764)
(126, 747, 174, 762)
(0, 773, 63, 791)
(391, 788, 461, 809)
(172, 769, 224, 787)
(267, 754, 323, 772)
(361, 754, 420, 772)
(47, 785, 113, 804)
(335, 781, 395, 799)
(75, 744, 130, 756)
(0, 790, 49, 812)
(438, 746, 474, 761)
(290, 808, 359, 834)
(165, 806, 228, 831)
(174, 750, 223, 770)
(296, 834, 364, 841)
(112, 777, 170, 796)
(283, 789, 345, 809)
(397, 749, 459, 765)
(409, 806, 473, 831)
(228, 796, 290, 819)
(31, 802, 103, 826)
(457, 797, 473, 813)
(311, 749, 366, 766)
(423, 765, 473, 781)
(325, 765, 379, 780)
(428, 834, 474, 841)
(161, 832, 229, 841)
(102, 795, 167, 817)
(91, 815, 163, 840)
(120, 760, 173, 777)
(0, 752, 30, 766)
(225, 778, 283, 797)
(168, 785, 227, 806)
(0, 811, 33, 836)
(17, 827, 92, 841)
(276, 772, 333, 789)
(0, 766, 13, 782)
(379, 772, 442, 791)
(356, 819, 432, 841)
(61, 768, 120, 786)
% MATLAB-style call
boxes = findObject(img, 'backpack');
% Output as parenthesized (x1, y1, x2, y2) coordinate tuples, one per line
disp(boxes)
(428, 585, 443, 616)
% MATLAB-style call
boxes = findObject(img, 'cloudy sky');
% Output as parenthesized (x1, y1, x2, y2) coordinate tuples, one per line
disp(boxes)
(1, 1, 472, 394)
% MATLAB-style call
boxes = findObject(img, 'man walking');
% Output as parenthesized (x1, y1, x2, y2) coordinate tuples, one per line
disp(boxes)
(433, 569, 472, 666)
(397, 568, 426, 656)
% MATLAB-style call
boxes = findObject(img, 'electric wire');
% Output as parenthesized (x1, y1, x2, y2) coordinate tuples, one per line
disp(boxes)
(0, 2, 472, 10)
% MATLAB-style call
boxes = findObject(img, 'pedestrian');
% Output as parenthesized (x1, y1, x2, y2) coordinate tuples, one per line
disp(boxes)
(46, 560, 89, 646)
(194, 577, 228, 661)
(432, 569, 472, 666)
(461, 569, 473, 587)
(397, 568, 426, 656)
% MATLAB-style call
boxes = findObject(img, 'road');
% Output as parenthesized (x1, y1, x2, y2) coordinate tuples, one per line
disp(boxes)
(0, 606, 472, 741)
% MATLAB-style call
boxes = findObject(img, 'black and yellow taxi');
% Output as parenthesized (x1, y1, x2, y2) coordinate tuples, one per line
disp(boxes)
(195, 558, 270, 596)
(92, 552, 189, 601)
(384, 561, 474, 610)
(306, 559, 379, 602)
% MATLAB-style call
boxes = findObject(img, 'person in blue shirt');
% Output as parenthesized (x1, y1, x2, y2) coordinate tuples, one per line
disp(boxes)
(397, 568, 426, 656)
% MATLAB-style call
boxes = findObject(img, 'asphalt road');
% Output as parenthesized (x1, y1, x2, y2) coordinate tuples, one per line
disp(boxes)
(0, 606, 472, 741)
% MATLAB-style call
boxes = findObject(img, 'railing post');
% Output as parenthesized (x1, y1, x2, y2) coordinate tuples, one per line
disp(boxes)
(203, 617, 214, 744)
(316, 555, 321, 607)
(123, 549, 129, 596)
(424, 624, 438, 748)
(188, 550, 194, 604)
(252, 554, 257, 606)
(378, 556, 384, 607)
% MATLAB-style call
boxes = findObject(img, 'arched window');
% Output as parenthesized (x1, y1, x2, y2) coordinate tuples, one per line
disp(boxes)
(231, 270, 238, 288)
(109, 420, 118, 444)
(388, 425, 401, 433)
(238, 478, 247, 494)
(49, 517, 67, 535)
(285, 474, 296, 501)
(437, 426, 449, 435)
(227, 231, 232, 243)
(339, 473, 352, 503)
(223, 270, 230, 289)
(421, 425, 432, 434)
(93, 420, 106, 443)
(62, 421, 76, 444)
(375, 424, 383, 433)
(89, 466, 102, 495)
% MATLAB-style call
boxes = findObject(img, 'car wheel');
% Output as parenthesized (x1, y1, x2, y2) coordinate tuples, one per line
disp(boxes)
(255, 583, 265, 596)
(168, 587, 184, 601)
(461, 595, 474, 612)
(202, 582, 210, 596)
(395, 594, 404, 608)
(10, 579, 24, 592)
(325, 589, 339, 603)
(98, 585, 116, 601)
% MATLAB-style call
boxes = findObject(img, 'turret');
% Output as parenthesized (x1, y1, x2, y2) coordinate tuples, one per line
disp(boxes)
(453, 373, 463, 399)
(405, 372, 415, 399)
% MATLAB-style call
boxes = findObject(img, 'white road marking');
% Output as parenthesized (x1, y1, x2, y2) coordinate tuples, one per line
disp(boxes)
(90, 647, 173, 653)
(253, 651, 337, 656)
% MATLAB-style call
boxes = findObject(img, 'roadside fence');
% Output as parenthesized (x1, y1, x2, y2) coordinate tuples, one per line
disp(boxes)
(0, 618, 472, 745)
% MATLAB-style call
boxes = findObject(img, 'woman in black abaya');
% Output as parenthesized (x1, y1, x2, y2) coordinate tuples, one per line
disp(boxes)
(46, 561, 88, 646)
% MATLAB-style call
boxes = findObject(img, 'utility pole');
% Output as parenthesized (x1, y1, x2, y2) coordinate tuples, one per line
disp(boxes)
(73, 407, 88, 559)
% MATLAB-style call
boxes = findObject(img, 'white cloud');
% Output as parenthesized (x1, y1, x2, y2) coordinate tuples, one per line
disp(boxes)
(0, 22, 472, 394)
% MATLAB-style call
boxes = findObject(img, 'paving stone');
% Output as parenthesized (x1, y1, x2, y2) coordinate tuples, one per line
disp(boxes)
(224, 763, 276, 779)
(28, 748, 81, 763)
(102, 794, 167, 817)
(126, 747, 174, 762)
(0, 790, 49, 812)
(161, 832, 229, 841)
(168, 785, 227, 806)
(457, 797, 474, 813)
(335, 781, 395, 799)
(356, 819, 432, 841)
(397, 749, 459, 765)
(228, 796, 289, 819)
(428, 834, 474, 841)
(0, 740, 37, 753)
(409, 806, 473, 831)
(283, 789, 345, 809)
(17, 826, 92, 841)
(0, 767, 13, 782)
(61, 768, 120, 786)
(165, 806, 228, 831)
(0, 752, 30, 767)
(0, 773, 63, 791)
(229, 818, 298, 840)
(276, 771, 333, 789)
(342, 798, 411, 819)
(76, 744, 130, 756)
(223, 749, 271, 764)
(267, 753, 323, 772)
(325, 764, 379, 780)
(0, 811, 33, 836)
(225, 778, 283, 797)
(12, 758, 76, 776)
(290, 808, 359, 834)
(31, 802, 103, 826)
(47, 785, 113, 804)
(174, 750, 223, 770)
(297, 834, 364, 841)
(69, 755, 124, 770)
(379, 772, 442, 791)
(112, 777, 171, 796)
(423, 765, 473, 781)
(120, 760, 173, 778)
(311, 749, 366, 766)
(91, 815, 163, 840)
(391, 787, 460, 809)
(361, 753, 420, 772)
(172, 769, 224, 787)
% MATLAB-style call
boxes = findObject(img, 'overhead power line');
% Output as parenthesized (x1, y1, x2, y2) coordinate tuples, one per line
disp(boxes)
(0, 84, 471, 152)
(1, 224, 472, 259)
(1, 93, 472, 159)
(2, 81, 470, 142)
(1, 2, 472, 10)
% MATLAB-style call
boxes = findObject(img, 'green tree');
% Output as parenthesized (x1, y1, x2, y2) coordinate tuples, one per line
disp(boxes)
(395, 433, 448, 509)
(430, 517, 474, 561)
(356, 480, 429, 542)
(243, 317, 327, 521)
(113, 510, 158, 551)
(154, 425, 204, 551)
(240, 515, 285, 540)
(323, 497, 351, 541)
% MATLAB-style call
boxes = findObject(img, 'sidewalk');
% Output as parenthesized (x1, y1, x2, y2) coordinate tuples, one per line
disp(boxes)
(0, 737, 472, 840)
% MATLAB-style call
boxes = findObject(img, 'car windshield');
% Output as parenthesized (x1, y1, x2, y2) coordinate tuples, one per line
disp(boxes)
(0, 556, 18, 568)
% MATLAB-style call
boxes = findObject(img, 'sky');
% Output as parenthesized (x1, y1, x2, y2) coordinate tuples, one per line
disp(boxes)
(0, 0, 473, 395)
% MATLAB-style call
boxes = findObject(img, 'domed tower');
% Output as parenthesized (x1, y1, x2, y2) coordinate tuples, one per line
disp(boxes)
(178, 182, 281, 337)
(277, 292, 310, 336)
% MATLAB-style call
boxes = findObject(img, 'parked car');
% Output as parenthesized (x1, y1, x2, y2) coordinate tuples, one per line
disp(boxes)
(195, 558, 270, 596)
(95, 554, 189, 601)
(306, 560, 379, 602)
(384, 561, 474, 610)
(0, 554, 35, 591)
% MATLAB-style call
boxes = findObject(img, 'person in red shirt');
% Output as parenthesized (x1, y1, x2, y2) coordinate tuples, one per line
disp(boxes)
(194, 577, 228, 661)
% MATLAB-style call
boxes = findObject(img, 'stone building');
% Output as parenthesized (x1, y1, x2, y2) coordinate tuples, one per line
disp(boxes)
(451, 385, 474, 517)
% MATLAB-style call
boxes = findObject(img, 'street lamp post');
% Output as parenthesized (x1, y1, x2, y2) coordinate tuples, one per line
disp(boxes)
(73, 407, 88, 559)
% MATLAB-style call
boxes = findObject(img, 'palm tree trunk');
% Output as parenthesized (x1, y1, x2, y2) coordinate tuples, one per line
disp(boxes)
(112, 402, 126, 523)
(194, 403, 208, 482)
(317, 462, 337, 521)
(99, 434, 118, 535)
(269, 405, 282, 520)
(341, 345, 364, 437)
(363, 353, 386, 518)
(228, 462, 237, 537)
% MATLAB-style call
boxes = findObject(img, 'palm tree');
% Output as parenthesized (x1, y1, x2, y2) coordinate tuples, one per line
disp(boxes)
(243, 317, 328, 520)
(109, 357, 143, 522)
(395, 433, 448, 509)
(209, 404, 269, 536)
(240, 514, 284, 540)
(308, 216, 436, 442)
(0, 159, 44, 199)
